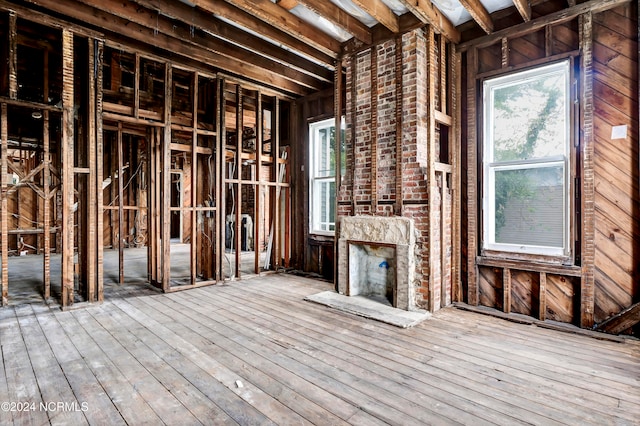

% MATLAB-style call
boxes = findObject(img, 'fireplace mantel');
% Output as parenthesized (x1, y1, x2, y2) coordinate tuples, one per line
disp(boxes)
(338, 216, 416, 311)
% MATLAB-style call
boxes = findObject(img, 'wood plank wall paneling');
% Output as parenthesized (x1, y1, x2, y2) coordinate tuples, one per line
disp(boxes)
(592, 3, 639, 324)
(477, 43, 501, 73)
(464, 4, 637, 330)
(546, 274, 578, 323)
(478, 266, 502, 310)
(510, 270, 540, 318)
(551, 20, 580, 55)
(509, 30, 546, 66)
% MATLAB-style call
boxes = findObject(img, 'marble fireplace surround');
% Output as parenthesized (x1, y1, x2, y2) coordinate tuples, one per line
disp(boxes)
(337, 216, 416, 311)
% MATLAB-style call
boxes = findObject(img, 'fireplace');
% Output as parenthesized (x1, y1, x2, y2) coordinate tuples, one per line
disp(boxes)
(338, 216, 416, 311)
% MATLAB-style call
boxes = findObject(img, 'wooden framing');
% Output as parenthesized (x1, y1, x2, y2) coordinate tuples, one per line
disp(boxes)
(427, 26, 438, 312)
(161, 64, 172, 291)
(579, 12, 596, 328)
(0, 0, 298, 309)
(370, 45, 378, 213)
(394, 36, 403, 216)
(459, 0, 639, 330)
(60, 29, 74, 308)
(255, 91, 263, 274)
(96, 39, 105, 302)
(0, 0, 635, 338)
(234, 84, 242, 279)
(1, 103, 8, 305)
(7, 12, 16, 100)
(42, 110, 51, 300)
(334, 56, 343, 285)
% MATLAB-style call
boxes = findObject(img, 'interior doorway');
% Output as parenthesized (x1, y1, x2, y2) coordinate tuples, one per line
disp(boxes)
(102, 124, 150, 289)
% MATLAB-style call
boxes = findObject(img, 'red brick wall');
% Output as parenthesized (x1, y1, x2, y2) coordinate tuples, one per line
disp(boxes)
(341, 28, 436, 309)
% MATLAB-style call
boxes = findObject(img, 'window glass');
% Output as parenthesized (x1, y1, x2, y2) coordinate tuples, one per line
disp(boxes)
(310, 118, 336, 234)
(483, 61, 571, 256)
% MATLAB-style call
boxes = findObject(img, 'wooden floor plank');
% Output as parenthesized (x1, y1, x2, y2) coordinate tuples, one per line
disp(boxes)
(72, 307, 202, 425)
(53, 309, 164, 425)
(194, 282, 618, 425)
(228, 277, 640, 423)
(15, 306, 88, 426)
(170, 289, 546, 426)
(34, 309, 126, 425)
(0, 273, 637, 425)
(113, 297, 286, 426)
(0, 308, 50, 426)
(134, 293, 443, 426)
(131, 296, 354, 426)
(85, 303, 238, 425)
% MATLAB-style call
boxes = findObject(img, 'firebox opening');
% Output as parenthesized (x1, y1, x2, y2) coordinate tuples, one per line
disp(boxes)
(348, 243, 396, 307)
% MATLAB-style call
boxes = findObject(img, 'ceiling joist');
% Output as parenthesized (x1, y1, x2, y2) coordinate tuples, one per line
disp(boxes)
(130, 0, 333, 82)
(459, 0, 494, 33)
(218, 0, 343, 57)
(7, 0, 608, 100)
(287, 0, 373, 44)
(512, 0, 532, 22)
(398, 0, 461, 43)
(350, 0, 400, 33)
(21, 0, 315, 95)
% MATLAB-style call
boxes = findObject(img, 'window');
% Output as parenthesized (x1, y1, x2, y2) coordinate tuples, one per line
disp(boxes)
(482, 61, 571, 257)
(309, 118, 336, 234)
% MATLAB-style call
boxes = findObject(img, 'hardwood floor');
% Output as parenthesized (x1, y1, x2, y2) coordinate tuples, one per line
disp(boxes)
(0, 273, 638, 425)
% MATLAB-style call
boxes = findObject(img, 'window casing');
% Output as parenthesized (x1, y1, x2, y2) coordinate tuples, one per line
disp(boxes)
(309, 118, 336, 234)
(482, 61, 572, 258)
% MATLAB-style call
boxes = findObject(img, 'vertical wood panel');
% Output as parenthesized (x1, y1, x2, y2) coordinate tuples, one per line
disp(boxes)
(96, 40, 104, 301)
(8, 12, 16, 100)
(539, 272, 547, 321)
(427, 26, 438, 312)
(1, 103, 8, 305)
(162, 64, 172, 291)
(503, 268, 511, 314)
(117, 124, 124, 285)
(394, 36, 403, 216)
(478, 266, 502, 310)
(61, 29, 74, 307)
(371, 46, 378, 212)
(452, 45, 462, 302)
(580, 12, 596, 328)
(546, 274, 578, 324)
(466, 47, 479, 306)
(215, 78, 223, 282)
(43, 111, 51, 299)
(510, 270, 539, 318)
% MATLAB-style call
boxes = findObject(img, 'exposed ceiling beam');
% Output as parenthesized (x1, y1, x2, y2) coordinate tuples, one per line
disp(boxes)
(21, 0, 314, 95)
(70, 0, 325, 90)
(169, 0, 334, 67)
(350, 0, 400, 33)
(398, 0, 461, 43)
(458, 0, 631, 51)
(276, 0, 299, 10)
(215, 0, 342, 56)
(131, 0, 333, 82)
(459, 0, 494, 33)
(512, 0, 532, 22)
(289, 0, 373, 44)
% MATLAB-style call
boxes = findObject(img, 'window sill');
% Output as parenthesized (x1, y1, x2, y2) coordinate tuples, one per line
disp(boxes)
(308, 232, 335, 241)
(476, 254, 581, 277)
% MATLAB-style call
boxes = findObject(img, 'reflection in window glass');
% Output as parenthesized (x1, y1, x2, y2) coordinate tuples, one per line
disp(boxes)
(483, 61, 570, 256)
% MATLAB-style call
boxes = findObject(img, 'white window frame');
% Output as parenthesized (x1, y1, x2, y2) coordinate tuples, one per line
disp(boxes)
(309, 118, 336, 235)
(482, 60, 572, 257)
